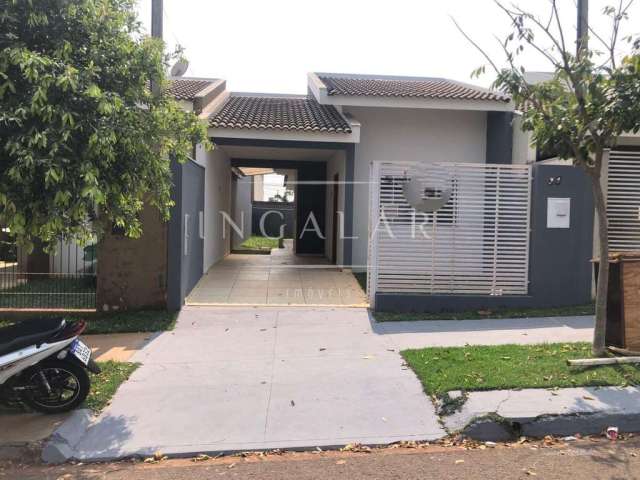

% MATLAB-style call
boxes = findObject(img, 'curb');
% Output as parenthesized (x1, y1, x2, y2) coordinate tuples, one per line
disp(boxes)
(461, 411, 640, 441)
(41, 409, 93, 464)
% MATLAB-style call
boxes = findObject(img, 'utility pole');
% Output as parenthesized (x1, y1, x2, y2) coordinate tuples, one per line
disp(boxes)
(151, 0, 163, 96)
(577, 0, 589, 57)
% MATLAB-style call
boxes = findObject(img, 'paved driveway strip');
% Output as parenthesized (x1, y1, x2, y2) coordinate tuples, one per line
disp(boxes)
(61, 307, 593, 461)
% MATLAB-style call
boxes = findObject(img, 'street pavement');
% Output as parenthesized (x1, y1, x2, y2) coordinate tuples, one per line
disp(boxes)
(7, 437, 640, 480)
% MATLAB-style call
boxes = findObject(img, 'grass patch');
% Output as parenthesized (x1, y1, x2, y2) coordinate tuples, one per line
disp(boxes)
(240, 235, 279, 251)
(86, 361, 139, 412)
(0, 309, 178, 334)
(376, 303, 595, 322)
(402, 343, 640, 398)
(82, 310, 178, 334)
(354, 272, 367, 292)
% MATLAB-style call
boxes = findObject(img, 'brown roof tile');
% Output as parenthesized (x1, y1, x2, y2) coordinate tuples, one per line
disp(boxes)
(317, 74, 510, 103)
(209, 95, 352, 133)
(166, 78, 216, 100)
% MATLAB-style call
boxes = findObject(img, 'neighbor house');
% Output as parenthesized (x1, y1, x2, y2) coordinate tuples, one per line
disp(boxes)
(94, 72, 622, 313)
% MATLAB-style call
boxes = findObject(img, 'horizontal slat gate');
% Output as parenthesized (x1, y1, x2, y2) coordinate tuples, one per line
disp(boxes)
(607, 149, 640, 252)
(368, 162, 531, 304)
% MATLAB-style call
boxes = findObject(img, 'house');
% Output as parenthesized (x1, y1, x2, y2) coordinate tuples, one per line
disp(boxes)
(95, 72, 600, 313)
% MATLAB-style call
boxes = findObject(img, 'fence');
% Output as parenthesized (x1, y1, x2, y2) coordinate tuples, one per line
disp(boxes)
(0, 235, 97, 310)
(368, 161, 532, 305)
(607, 149, 640, 252)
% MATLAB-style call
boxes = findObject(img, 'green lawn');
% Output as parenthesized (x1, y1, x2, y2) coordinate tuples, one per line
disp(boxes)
(354, 272, 367, 292)
(86, 361, 138, 412)
(0, 309, 178, 334)
(239, 235, 279, 251)
(376, 303, 595, 322)
(402, 343, 640, 398)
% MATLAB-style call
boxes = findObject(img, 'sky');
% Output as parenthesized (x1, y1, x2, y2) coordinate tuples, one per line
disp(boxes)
(136, 0, 640, 94)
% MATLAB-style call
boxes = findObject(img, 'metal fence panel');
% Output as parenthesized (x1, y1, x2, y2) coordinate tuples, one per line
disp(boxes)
(607, 149, 640, 252)
(0, 235, 96, 310)
(368, 161, 532, 304)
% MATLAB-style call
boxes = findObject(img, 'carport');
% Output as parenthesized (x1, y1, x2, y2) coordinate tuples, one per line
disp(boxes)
(182, 92, 364, 307)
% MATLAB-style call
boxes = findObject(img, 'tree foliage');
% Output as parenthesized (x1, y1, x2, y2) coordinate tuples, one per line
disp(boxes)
(456, 0, 640, 355)
(0, 0, 210, 250)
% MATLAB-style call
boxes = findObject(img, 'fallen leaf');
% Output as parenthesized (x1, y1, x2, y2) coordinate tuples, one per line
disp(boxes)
(583, 395, 596, 401)
(192, 454, 211, 462)
(455, 459, 465, 465)
(525, 470, 537, 476)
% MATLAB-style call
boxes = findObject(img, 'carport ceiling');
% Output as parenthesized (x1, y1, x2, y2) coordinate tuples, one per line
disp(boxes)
(218, 145, 339, 161)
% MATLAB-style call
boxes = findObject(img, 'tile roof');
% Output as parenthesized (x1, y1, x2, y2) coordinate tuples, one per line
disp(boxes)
(166, 78, 216, 100)
(317, 74, 510, 103)
(209, 95, 352, 133)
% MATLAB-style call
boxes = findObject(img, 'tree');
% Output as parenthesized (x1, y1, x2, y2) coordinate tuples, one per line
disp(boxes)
(455, 1, 640, 355)
(0, 0, 210, 251)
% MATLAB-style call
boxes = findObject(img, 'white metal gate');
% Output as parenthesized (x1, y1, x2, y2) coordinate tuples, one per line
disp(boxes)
(607, 149, 640, 252)
(367, 161, 532, 305)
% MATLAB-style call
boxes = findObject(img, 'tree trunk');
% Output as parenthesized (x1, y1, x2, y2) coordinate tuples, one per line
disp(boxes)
(590, 167, 609, 357)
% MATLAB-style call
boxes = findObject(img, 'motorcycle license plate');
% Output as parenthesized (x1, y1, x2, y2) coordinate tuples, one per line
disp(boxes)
(70, 339, 92, 365)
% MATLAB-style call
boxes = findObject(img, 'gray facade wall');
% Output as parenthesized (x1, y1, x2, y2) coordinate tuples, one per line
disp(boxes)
(167, 159, 206, 311)
(375, 163, 594, 312)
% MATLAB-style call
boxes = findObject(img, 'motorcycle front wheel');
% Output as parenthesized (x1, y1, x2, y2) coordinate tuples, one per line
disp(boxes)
(21, 359, 90, 414)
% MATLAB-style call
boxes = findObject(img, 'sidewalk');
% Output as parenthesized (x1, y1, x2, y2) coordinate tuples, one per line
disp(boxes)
(42, 307, 598, 462)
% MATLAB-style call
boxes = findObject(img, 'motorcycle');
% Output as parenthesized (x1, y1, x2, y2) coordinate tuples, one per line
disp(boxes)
(0, 317, 100, 413)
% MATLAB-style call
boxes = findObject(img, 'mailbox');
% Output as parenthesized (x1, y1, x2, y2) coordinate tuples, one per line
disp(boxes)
(547, 197, 571, 229)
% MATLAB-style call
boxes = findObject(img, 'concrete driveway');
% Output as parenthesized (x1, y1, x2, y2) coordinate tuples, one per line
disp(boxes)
(62, 307, 593, 461)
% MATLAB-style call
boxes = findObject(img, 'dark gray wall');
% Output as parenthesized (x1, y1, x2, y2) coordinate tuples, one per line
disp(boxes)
(296, 162, 326, 255)
(251, 202, 295, 238)
(375, 163, 595, 312)
(486, 112, 514, 165)
(181, 161, 205, 298)
(167, 159, 205, 311)
(528, 163, 594, 305)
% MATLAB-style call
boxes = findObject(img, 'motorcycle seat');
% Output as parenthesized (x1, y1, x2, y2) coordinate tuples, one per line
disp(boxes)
(0, 317, 66, 357)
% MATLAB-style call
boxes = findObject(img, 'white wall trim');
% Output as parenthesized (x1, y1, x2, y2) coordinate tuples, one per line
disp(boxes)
(314, 92, 514, 112)
(208, 124, 360, 143)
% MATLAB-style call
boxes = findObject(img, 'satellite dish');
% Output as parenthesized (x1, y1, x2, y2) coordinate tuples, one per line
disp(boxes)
(170, 58, 189, 77)
(402, 176, 452, 213)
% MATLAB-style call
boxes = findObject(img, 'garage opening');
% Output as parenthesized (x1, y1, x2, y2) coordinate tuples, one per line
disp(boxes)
(186, 143, 367, 307)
